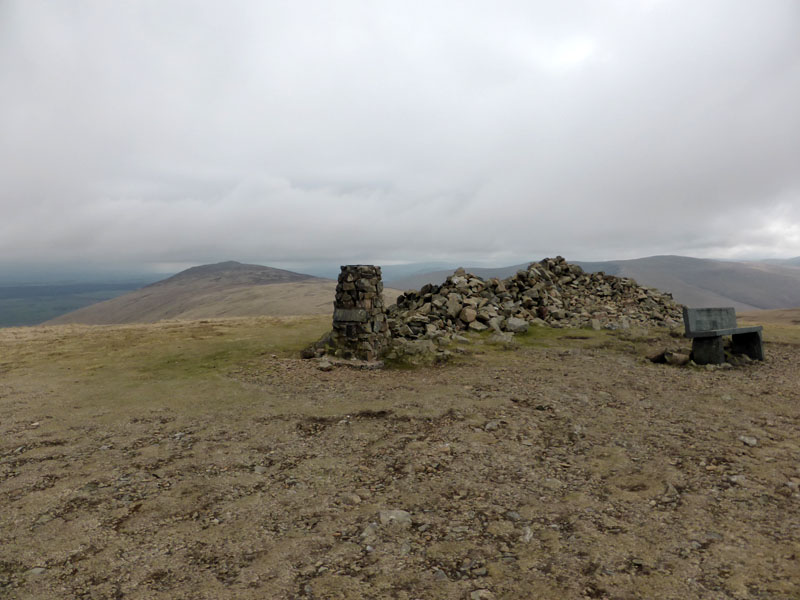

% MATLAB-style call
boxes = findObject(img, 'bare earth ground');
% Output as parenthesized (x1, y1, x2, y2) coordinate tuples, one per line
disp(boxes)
(1, 316, 799, 599)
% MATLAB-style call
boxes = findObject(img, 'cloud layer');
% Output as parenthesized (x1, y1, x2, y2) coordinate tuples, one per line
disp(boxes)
(2, 0, 799, 270)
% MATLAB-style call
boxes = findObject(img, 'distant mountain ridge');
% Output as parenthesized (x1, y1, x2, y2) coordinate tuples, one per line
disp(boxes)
(46, 262, 326, 325)
(385, 255, 800, 311)
(584, 256, 800, 311)
(762, 256, 800, 267)
(41, 255, 800, 325)
(146, 260, 315, 287)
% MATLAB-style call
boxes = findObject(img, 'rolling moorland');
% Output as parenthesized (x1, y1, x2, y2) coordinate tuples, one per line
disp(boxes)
(1, 255, 799, 328)
(1, 262, 800, 598)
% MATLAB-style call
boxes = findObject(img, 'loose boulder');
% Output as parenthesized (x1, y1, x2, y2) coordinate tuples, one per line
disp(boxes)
(505, 317, 529, 334)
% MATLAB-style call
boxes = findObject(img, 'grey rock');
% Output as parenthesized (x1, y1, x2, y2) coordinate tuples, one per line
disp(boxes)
(340, 492, 362, 505)
(665, 351, 690, 366)
(379, 509, 412, 528)
(505, 317, 529, 333)
(459, 306, 478, 323)
(446, 294, 463, 318)
(360, 523, 379, 542)
(739, 435, 758, 447)
(488, 332, 514, 345)
(487, 316, 503, 331)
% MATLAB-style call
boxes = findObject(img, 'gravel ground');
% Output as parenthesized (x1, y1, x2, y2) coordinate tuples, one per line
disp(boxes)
(1, 324, 799, 599)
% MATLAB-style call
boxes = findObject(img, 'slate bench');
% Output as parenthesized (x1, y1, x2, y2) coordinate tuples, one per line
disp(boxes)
(682, 307, 763, 365)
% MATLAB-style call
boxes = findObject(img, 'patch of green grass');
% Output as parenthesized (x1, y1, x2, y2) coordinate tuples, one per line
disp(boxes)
(467, 323, 682, 361)
(515, 324, 612, 348)
(0, 316, 332, 421)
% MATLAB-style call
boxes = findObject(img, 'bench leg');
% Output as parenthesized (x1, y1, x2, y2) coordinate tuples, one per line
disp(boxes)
(731, 330, 764, 361)
(691, 337, 725, 365)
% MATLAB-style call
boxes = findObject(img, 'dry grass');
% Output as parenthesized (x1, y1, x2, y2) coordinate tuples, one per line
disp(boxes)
(739, 308, 800, 345)
(738, 307, 800, 326)
(0, 316, 330, 423)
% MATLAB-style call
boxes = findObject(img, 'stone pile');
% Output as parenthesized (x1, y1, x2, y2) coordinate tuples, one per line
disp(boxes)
(386, 256, 682, 342)
(329, 265, 390, 361)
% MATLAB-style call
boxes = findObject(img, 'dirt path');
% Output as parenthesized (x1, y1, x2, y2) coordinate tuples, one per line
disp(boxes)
(1, 323, 799, 599)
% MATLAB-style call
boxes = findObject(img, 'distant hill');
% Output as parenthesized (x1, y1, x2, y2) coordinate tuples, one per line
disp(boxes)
(46, 261, 402, 325)
(589, 256, 800, 310)
(385, 255, 800, 311)
(762, 256, 800, 267)
(149, 260, 313, 287)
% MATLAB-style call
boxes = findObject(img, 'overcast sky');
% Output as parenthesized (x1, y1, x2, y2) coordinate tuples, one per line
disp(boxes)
(1, 0, 799, 273)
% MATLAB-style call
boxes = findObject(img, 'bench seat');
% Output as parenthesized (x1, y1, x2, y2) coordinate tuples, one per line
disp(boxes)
(686, 325, 763, 338)
(682, 307, 763, 365)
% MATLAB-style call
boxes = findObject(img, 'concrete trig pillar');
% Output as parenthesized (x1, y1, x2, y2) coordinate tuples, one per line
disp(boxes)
(331, 265, 390, 360)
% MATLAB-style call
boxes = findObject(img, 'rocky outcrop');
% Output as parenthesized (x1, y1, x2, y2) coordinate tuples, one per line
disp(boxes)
(386, 256, 682, 342)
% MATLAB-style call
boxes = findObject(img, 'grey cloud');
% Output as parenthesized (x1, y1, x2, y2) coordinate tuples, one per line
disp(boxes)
(1, 0, 799, 273)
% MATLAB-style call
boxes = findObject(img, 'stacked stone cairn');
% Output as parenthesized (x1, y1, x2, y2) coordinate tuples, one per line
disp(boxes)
(315, 257, 683, 362)
(386, 256, 683, 344)
(329, 265, 390, 361)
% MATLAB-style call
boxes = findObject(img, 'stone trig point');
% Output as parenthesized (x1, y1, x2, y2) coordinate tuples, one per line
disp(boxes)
(329, 265, 390, 361)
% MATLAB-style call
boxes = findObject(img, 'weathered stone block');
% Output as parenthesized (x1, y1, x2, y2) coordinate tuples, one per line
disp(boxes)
(731, 330, 764, 361)
(683, 307, 737, 335)
(691, 336, 725, 365)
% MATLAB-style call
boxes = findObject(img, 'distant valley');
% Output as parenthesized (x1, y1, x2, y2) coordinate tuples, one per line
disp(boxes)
(0, 280, 154, 327)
